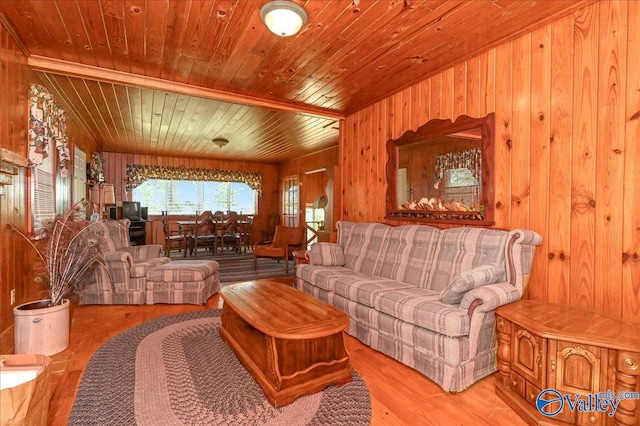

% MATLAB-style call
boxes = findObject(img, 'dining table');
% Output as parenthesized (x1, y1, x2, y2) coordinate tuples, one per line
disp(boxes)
(176, 218, 251, 255)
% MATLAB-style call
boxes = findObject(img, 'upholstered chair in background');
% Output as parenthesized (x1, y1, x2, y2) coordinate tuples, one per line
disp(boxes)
(79, 219, 170, 304)
(253, 225, 306, 274)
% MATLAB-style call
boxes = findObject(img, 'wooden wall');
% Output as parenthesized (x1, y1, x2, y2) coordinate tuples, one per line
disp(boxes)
(341, 1, 639, 323)
(1, 18, 31, 350)
(100, 152, 280, 244)
(279, 146, 340, 232)
(0, 20, 100, 348)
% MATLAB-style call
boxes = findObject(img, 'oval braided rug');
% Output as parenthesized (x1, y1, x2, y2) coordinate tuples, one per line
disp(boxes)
(68, 310, 371, 426)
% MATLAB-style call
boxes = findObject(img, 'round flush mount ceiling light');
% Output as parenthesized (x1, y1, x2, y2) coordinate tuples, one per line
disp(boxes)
(260, 1, 307, 37)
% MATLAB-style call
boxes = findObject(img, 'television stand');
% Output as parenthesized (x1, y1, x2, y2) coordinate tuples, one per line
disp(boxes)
(129, 220, 146, 245)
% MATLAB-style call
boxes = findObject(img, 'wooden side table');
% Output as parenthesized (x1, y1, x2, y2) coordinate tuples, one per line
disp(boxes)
(495, 300, 640, 426)
(291, 250, 308, 288)
(292, 250, 308, 266)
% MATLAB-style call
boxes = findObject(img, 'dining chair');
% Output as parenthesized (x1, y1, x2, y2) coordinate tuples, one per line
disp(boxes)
(239, 215, 253, 253)
(217, 216, 240, 254)
(161, 211, 188, 257)
(190, 211, 217, 256)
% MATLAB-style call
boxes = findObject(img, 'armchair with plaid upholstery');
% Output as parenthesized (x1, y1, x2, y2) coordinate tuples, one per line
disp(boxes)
(79, 219, 171, 304)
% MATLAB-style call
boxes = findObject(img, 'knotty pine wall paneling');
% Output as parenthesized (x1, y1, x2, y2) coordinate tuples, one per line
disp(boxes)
(594, 0, 626, 319)
(0, 19, 99, 348)
(527, 25, 552, 304)
(340, 1, 639, 323)
(570, 6, 598, 315)
(623, 1, 640, 328)
(545, 14, 574, 310)
(0, 19, 31, 350)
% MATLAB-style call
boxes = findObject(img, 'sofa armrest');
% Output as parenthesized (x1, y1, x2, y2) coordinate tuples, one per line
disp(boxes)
(459, 282, 521, 317)
(123, 244, 163, 260)
(103, 251, 134, 264)
(505, 229, 543, 295)
(307, 242, 345, 266)
(101, 251, 135, 290)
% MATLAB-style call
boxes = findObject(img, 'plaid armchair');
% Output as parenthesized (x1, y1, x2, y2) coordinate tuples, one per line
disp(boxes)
(79, 219, 171, 304)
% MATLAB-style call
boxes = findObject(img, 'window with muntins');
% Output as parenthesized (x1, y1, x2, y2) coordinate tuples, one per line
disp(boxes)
(133, 179, 257, 215)
(282, 177, 299, 226)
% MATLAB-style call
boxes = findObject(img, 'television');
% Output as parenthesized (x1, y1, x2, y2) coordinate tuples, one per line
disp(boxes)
(121, 201, 141, 221)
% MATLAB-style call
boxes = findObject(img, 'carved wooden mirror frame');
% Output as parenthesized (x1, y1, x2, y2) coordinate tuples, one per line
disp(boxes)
(385, 113, 495, 225)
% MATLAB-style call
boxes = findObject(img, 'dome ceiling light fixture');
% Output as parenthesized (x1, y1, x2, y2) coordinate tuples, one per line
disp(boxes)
(260, 1, 308, 37)
(212, 137, 229, 148)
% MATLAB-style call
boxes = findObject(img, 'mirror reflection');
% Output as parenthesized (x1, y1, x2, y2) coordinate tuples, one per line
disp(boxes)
(397, 129, 482, 211)
(386, 114, 495, 223)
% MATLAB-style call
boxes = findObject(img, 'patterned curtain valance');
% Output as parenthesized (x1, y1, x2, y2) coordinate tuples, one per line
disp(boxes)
(125, 164, 262, 195)
(28, 84, 70, 176)
(434, 147, 482, 189)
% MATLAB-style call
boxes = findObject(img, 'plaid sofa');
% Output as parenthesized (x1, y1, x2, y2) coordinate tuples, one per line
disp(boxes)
(295, 221, 542, 392)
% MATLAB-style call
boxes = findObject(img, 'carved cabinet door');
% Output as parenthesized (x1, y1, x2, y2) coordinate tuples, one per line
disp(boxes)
(512, 327, 546, 387)
(548, 340, 607, 425)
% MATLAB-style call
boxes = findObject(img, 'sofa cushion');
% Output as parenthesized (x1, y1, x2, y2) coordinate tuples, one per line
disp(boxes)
(375, 288, 471, 337)
(296, 265, 349, 292)
(332, 275, 414, 308)
(90, 219, 131, 251)
(147, 259, 219, 282)
(338, 221, 390, 274)
(303, 285, 474, 364)
(372, 224, 441, 286)
(130, 257, 171, 278)
(439, 262, 506, 304)
(426, 227, 508, 292)
(308, 242, 345, 266)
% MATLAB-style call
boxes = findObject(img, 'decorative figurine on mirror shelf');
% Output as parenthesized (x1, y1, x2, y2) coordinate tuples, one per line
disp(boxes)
(396, 197, 484, 220)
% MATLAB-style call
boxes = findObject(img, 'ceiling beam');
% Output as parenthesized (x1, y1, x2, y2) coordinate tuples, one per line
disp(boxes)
(27, 55, 345, 121)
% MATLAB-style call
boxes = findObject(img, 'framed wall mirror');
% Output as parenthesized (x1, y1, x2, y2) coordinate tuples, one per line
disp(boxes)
(385, 113, 495, 225)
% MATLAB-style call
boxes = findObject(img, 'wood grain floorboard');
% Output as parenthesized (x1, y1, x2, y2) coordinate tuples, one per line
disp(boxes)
(46, 277, 526, 426)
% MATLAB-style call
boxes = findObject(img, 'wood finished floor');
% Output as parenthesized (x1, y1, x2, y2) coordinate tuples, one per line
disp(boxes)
(47, 278, 527, 426)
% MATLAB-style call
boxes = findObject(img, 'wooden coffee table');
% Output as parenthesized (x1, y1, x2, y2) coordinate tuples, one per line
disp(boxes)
(219, 280, 352, 407)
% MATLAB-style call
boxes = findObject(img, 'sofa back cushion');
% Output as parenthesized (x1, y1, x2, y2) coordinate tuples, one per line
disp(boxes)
(89, 219, 131, 252)
(372, 224, 441, 286)
(337, 221, 390, 274)
(426, 227, 508, 292)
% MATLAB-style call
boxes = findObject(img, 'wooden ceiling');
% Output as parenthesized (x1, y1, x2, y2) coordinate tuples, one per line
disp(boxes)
(0, 0, 593, 163)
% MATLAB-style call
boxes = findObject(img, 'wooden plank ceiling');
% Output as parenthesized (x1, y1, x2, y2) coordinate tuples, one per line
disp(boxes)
(0, 0, 593, 163)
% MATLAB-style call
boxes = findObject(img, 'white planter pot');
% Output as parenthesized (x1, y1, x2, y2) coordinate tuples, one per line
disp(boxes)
(13, 299, 70, 356)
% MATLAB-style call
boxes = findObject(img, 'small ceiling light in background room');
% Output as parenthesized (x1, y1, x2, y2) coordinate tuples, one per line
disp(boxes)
(260, 1, 307, 37)
(212, 137, 229, 148)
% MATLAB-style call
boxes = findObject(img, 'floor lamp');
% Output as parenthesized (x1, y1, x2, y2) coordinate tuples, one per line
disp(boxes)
(90, 183, 115, 221)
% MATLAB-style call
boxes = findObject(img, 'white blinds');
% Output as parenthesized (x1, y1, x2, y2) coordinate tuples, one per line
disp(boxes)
(33, 166, 56, 229)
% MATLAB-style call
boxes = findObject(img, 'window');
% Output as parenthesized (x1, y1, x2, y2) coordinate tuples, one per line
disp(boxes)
(32, 158, 56, 230)
(443, 168, 480, 204)
(133, 179, 257, 215)
(282, 176, 299, 226)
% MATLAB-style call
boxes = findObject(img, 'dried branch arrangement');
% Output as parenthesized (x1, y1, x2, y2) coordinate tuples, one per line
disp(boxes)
(8, 201, 107, 306)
